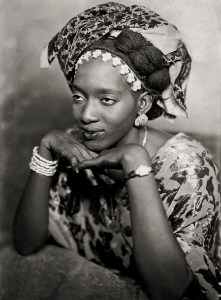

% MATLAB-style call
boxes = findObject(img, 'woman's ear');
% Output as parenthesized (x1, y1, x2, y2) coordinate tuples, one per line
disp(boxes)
(137, 92, 153, 115)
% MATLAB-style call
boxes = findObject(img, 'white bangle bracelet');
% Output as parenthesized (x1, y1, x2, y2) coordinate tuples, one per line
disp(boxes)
(32, 146, 57, 165)
(29, 146, 58, 176)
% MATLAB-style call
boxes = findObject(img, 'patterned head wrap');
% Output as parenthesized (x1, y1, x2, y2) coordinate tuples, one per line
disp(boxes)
(41, 2, 192, 120)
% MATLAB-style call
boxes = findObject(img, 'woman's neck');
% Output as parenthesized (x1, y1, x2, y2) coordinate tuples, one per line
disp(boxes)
(116, 126, 145, 147)
(144, 127, 173, 159)
(116, 125, 173, 160)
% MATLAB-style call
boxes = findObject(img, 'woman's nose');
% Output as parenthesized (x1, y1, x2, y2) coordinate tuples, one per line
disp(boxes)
(80, 100, 99, 124)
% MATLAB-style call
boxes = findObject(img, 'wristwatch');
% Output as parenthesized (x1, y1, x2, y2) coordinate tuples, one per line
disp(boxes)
(124, 164, 153, 182)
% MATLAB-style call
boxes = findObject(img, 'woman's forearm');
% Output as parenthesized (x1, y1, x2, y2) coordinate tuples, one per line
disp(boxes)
(13, 143, 53, 255)
(13, 129, 101, 255)
(122, 153, 193, 300)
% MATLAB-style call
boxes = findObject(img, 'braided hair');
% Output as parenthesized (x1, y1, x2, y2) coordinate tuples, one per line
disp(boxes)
(114, 29, 170, 120)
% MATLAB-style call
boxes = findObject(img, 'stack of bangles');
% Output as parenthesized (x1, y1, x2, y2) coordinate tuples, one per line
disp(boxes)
(29, 146, 58, 176)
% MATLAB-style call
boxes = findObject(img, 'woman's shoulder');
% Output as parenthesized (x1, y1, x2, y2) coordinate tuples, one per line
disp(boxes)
(153, 131, 220, 225)
(154, 132, 216, 162)
(147, 128, 209, 161)
(152, 131, 220, 182)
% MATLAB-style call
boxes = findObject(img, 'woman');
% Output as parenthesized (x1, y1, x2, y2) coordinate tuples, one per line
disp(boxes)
(13, 2, 220, 300)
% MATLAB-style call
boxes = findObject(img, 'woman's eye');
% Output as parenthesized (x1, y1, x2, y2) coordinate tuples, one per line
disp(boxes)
(101, 98, 116, 106)
(72, 95, 85, 103)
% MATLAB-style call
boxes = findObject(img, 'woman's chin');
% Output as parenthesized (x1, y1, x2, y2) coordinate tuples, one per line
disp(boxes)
(82, 140, 107, 153)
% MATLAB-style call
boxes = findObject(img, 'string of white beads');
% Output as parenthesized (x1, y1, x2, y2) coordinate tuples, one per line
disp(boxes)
(75, 50, 142, 92)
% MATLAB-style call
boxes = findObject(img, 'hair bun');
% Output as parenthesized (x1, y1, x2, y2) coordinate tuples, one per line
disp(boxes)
(113, 28, 170, 94)
(115, 29, 165, 75)
(146, 68, 170, 92)
(115, 28, 145, 53)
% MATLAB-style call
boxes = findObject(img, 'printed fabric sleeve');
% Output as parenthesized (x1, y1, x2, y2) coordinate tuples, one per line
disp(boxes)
(48, 169, 79, 251)
(152, 133, 221, 300)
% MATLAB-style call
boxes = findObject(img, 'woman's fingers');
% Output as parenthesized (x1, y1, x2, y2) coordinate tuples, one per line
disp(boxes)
(67, 146, 99, 186)
(44, 130, 117, 185)
(78, 147, 127, 171)
(46, 130, 92, 162)
(78, 157, 104, 169)
(95, 170, 115, 185)
(73, 147, 116, 185)
(72, 147, 115, 184)
(84, 169, 98, 186)
(79, 155, 118, 169)
(66, 143, 105, 186)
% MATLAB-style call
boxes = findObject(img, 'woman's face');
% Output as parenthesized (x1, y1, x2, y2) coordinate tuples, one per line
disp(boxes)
(72, 58, 140, 152)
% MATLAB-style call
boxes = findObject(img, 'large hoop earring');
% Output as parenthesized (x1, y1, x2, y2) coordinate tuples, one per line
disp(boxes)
(134, 114, 148, 127)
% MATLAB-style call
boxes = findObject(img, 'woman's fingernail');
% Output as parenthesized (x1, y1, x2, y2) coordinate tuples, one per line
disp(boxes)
(78, 162, 84, 169)
(79, 160, 85, 166)
(91, 179, 98, 186)
(106, 178, 115, 185)
(73, 166, 79, 173)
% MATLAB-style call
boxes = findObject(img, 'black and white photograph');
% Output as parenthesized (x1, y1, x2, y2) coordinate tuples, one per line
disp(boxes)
(0, 0, 220, 299)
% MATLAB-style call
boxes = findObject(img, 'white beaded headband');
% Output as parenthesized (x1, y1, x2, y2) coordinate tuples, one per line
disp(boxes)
(74, 49, 143, 92)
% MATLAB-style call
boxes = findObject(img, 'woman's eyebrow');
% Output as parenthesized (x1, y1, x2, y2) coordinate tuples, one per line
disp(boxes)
(72, 83, 84, 92)
(96, 88, 122, 96)
(72, 84, 122, 96)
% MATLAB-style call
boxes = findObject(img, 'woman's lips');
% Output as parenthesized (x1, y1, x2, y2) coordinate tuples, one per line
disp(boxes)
(81, 129, 104, 140)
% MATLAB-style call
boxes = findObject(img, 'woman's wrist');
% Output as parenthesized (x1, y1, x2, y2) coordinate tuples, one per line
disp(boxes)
(121, 146, 151, 175)
(38, 136, 54, 161)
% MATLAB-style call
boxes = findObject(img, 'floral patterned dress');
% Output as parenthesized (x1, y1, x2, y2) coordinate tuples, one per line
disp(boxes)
(48, 132, 220, 299)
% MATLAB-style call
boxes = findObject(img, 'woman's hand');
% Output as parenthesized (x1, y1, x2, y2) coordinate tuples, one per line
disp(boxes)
(78, 144, 151, 175)
(39, 130, 115, 185)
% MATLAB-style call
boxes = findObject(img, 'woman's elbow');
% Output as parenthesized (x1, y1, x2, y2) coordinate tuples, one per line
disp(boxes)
(153, 269, 194, 300)
(14, 245, 36, 256)
(13, 231, 48, 256)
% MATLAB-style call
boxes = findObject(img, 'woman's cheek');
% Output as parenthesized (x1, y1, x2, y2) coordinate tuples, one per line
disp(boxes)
(72, 105, 82, 122)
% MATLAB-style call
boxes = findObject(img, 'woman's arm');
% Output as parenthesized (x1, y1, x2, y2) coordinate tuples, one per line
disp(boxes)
(13, 141, 54, 255)
(79, 145, 193, 300)
(122, 149, 193, 300)
(13, 130, 104, 255)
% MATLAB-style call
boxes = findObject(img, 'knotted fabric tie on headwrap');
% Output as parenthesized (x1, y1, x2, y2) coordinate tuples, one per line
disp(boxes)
(40, 2, 192, 120)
